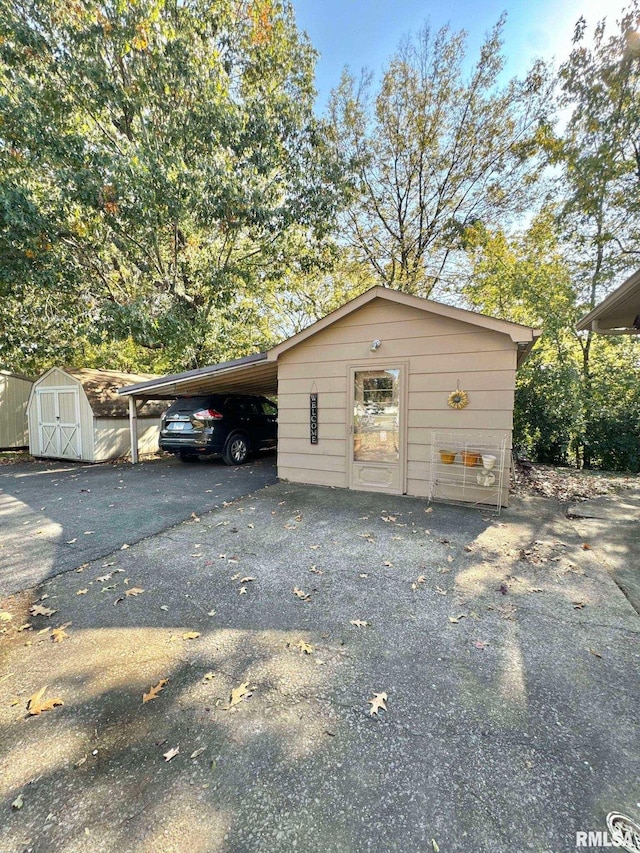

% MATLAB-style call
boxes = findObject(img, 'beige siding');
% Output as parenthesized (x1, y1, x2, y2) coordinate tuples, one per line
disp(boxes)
(0, 374, 32, 448)
(277, 298, 516, 505)
(93, 418, 160, 461)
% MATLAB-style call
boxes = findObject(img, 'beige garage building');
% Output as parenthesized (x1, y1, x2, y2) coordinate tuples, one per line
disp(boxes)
(119, 288, 540, 508)
(28, 367, 164, 462)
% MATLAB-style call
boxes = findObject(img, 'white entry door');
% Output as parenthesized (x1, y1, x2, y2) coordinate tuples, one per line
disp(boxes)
(349, 366, 405, 494)
(37, 388, 81, 459)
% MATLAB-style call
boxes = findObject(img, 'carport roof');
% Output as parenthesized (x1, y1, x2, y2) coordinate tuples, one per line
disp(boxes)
(577, 267, 640, 333)
(116, 352, 278, 399)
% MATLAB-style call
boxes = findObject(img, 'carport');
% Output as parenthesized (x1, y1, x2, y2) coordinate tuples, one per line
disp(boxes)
(117, 352, 278, 463)
(577, 266, 640, 335)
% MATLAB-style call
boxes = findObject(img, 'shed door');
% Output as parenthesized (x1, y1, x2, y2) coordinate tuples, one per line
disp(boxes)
(37, 388, 81, 459)
(349, 367, 405, 494)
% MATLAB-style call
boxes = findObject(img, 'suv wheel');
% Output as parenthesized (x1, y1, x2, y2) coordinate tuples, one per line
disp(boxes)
(178, 453, 199, 463)
(223, 434, 249, 465)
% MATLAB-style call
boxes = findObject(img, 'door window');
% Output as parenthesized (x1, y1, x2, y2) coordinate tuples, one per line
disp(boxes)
(353, 369, 400, 463)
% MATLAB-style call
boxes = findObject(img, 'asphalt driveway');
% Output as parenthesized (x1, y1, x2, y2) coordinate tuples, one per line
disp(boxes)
(0, 453, 277, 596)
(0, 480, 638, 853)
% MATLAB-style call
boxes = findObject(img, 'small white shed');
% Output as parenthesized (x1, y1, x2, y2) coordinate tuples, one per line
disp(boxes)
(0, 370, 34, 449)
(28, 368, 164, 462)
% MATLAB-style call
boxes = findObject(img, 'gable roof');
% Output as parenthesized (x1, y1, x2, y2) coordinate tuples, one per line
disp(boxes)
(269, 287, 541, 366)
(577, 268, 640, 333)
(36, 368, 166, 417)
(117, 287, 541, 400)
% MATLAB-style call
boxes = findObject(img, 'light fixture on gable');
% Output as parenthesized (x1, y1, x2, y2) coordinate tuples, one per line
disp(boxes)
(370, 339, 381, 352)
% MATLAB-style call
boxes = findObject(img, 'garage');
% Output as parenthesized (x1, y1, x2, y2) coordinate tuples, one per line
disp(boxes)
(119, 287, 539, 507)
(28, 367, 164, 462)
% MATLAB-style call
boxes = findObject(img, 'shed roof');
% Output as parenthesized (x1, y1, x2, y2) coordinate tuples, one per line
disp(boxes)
(576, 268, 640, 334)
(61, 369, 165, 417)
(1, 369, 36, 383)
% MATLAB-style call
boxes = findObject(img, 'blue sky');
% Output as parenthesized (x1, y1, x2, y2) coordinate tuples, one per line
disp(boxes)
(291, 0, 631, 112)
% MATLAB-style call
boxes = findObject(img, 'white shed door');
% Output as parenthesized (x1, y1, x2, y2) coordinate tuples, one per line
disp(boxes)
(37, 388, 81, 459)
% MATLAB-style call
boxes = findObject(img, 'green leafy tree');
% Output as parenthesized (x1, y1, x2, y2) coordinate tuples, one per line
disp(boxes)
(466, 211, 640, 471)
(0, 0, 346, 371)
(328, 16, 552, 297)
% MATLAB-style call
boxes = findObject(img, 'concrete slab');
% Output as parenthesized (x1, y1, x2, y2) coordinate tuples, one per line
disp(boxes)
(1, 484, 638, 853)
(567, 485, 640, 614)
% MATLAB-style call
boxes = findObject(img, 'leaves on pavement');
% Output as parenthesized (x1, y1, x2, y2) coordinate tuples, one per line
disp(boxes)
(224, 682, 253, 710)
(350, 619, 369, 628)
(296, 640, 313, 654)
(293, 587, 311, 601)
(368, 692, 388, 717)
(12, 793, 24, 810)
(51, 623, 71, 643)
(27, 686, 64, 716)
(76, 588, 88, 595)
(0, 610, 13, 622)
(143, 679, 168, 703)
(30, 604, 56, 618)
(182, 631, 200, 640)
(163, 745, 179, 761)
(448, 614, 467, 624)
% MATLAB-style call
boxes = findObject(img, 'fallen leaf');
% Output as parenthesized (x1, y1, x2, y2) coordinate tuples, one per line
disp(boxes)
(383, 561, 393, 567)
(202, 672, 215, 682)
(432, 840, 440, 852)
(12, 794, 23, 810)
(76, 588, 88, 596)
(190, 747, 206, 759)
(160, 605, 169, 612)
(425, 507, 433, 514)
(350, 619, 369, 628)
(588, 647, 602, 658)
(65, 538, 77, 545)
(528, 587, 543, 593)
(359, 573, 369, 578)
(0, 611, 13, 622)
(182, 631, 200, 640)
(573, 601, 586, 610)
(240, 576, 256, 584)
(474, 640, 489, 650)
(125, 587, 145, 597)
(309, 544, 320, 550)
(224, 681, 252, 710)
(143, 679, 168, 703)
(51, 623, 71, 643)
(238, 586, 248, 595)
(163, 745, 179, 761)
(435, 586, 447, 595)
(29, 604, 56, 618)
(297, 640, 314, 654)
(96, 573, 112, 583)
(207, 610, 216, 617)
(120, 543, 130, 550)
(309, 566, 324, 575)
(27, 686, 64, 715)
(448, 614, 467, 624)
(582, 543, 592, 550)
(447, 555, 454, 563)
(368, 692, 388, 717)
(293, 587, 311, 601)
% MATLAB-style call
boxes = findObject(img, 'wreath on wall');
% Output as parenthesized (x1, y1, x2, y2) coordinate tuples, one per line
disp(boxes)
(447, 389, 469, 410)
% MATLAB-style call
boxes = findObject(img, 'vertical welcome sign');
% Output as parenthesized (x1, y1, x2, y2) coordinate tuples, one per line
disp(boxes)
(310, 393, 318, 444)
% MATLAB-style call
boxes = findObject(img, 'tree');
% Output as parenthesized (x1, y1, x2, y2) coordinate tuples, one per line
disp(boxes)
(549, 1, 640, 465)
(465, 211, 640, 471)
(0, 0, 346, 371)
(327, 16, 552, 297)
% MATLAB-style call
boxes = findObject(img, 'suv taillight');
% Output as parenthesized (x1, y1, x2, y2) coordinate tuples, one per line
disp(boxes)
(193, 408, 223, 420)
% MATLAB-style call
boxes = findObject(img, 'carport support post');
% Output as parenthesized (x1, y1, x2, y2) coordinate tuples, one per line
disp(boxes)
(128, 395, 139, 464)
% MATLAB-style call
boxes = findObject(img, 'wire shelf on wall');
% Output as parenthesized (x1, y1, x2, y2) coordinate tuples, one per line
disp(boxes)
(429, 432, 508, 513)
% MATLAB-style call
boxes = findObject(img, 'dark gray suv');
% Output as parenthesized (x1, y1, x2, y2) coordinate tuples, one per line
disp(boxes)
(159, 394, 277, 464)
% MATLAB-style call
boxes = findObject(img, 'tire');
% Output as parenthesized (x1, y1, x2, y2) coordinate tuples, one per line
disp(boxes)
(178, 453, 199, 463)
(223, 434, 249, 465)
